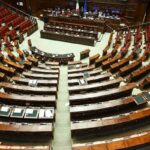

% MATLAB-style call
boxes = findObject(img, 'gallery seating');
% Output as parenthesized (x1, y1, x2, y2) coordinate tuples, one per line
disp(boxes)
(0, 5, 37, 43)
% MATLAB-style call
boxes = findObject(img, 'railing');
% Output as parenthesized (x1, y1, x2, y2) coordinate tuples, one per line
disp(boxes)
(0, 0, 37, 24)
(119, 21, 150, 31)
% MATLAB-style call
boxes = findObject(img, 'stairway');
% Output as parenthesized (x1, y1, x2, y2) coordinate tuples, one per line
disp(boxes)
(52, 66, 72, 150)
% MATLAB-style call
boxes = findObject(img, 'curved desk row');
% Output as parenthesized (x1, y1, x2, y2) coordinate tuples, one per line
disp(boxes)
(31, 47, 74, 64)
(70, 92, 149, 119)
(22, 71, 59, 80)
(0, 145, 50, 150)
(0, 122, 52, 142)
(71, 106, 150, 137)
(73, 130, 150, 150)
(68, 68, 103, 79)
(0, 105, 54, 122)
(38, 63, 59, 70)
(127, 64, 150, 82)
(69, 83, 136, 105)
(0, 82, 57, 95)
(68, 65, 95, 74)
(3, 58, 24, 72)
(68, 77, 123, 94)
(0, 64, 16, 76)
(0, 93, 56, 107)
(68, 72, 111, 86)
(44, 24, 98, 40)
(11, 76, 58, 87)
(31, 67, 59, 74)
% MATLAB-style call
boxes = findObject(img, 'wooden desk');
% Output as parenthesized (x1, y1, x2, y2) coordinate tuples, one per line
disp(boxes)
(102, 45, 110, 56)
(68, 63, 88, 70)
(95, 53, 111, 68)
(0, 82, 57, 95)
(69, 83, 136, 105)
(110, 57, 131, 73)
(31, 47, 74, 64)
(89, 54, 100, 65)
(6, 51, 32, 69)
(23, 72, 59, 80)
(0, 122, 52, 142)
(42, 14, 105, 31)
(0, 64, 16, 76)
(11, 76, 58, 87)
(68, 65, 95, 74)
(118, 59, 143, 77)
(47, 19, 100, 32)
(68, 68, 103, 79)
(3, 58, 24, 72)
(45, 61, 59, 66)
(127, 64, 150, 82)
(0, 144, 50, 150)
(71, 107, 150, 137)
(70, 96, 135, 120)
(102, 53, 122, 70)
(69, 77, 123, 94)
(31, 67, 59, 74)
(80, 49, 90, 60)
(140, 77, 150, 89)
(0, 73, 5, 80)
(73, 130, 150, 150)
(27, 56, 38, 65)
(68, 61, 81, 65)
(41, 30, 95, 46)
(16, 48, 24, 58)
(44, 24, 98, 40)
(68, 72, 111, 85)
(0, 93, 56, 106)
(38, 63, 59, 70)
(0, 105, 54, 121)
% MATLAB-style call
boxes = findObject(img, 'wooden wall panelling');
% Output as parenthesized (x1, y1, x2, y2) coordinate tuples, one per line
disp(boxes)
(145, 2, 150, 22)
